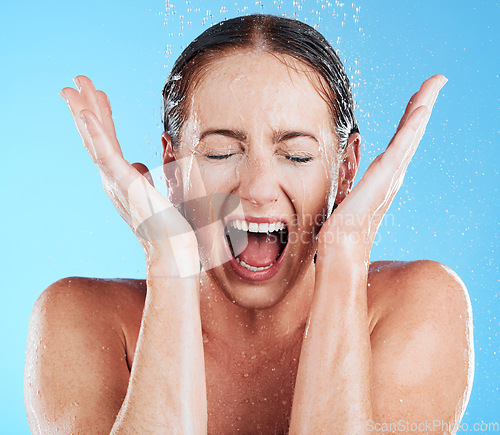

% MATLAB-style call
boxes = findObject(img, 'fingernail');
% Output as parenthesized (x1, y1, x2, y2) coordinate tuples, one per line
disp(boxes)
(79, 113, 87, 128)
(59, 91, 68, 102)
(73, 77, 81, 91)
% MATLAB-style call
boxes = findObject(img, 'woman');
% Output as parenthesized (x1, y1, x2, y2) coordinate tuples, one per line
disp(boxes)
(24, 14, 473, 434)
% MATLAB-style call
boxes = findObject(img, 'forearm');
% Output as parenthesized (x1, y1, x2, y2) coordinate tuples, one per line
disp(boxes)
(111, 257, 207, 434)
(289, 252, 373, 434)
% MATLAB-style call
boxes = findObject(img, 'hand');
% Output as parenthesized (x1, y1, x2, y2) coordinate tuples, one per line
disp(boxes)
(317, 75, 447, 262)
(59, 75, 199, 276)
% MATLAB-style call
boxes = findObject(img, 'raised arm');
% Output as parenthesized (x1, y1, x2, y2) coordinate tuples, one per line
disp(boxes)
(289, 75, 474, 433)
(24, 76, 207, 433)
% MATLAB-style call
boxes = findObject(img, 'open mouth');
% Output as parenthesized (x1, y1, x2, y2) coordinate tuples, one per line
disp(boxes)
(224, 219, 289, 273)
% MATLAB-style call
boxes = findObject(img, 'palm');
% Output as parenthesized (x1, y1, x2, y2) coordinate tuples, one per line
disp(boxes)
(319, 75, 447, 258)
(60, 76, 198, 270)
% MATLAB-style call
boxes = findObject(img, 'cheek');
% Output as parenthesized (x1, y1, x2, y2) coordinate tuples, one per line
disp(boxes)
(179, 158, 241, 228)
(287, 161, 338, 214)
(177, 156, 206, 199)
(196, 158, 240, 194)
(292, 171, 338, 237)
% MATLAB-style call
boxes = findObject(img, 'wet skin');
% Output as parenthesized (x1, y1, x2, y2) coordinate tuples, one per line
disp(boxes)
(25, 261, 471, 434)
(24, 52, 473, 434)
(169, 52, 343, 332)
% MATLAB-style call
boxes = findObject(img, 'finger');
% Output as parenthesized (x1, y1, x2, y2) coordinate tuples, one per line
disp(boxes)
(385, 75, 447, 173)
(60, 87, 93, 148)
(81, 111, 173, 226)
(61, 84, 124, 159)
(384, 105, 429, 176)
(80, 108, 130, 180)
(96, 90, 123, 157)
(74, 75, 103, 122)
(332, 76, 447, 248)
(344, 106, 428, 219)
(396, 75, 445, 131)
(132, 162, 155, 187)
(396, 74, 447, 132)
(342, 83, 440, 209)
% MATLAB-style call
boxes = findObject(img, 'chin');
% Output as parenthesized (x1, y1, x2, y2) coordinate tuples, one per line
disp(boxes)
(220, 280, 290, 310)
(196, 214, 317, 309)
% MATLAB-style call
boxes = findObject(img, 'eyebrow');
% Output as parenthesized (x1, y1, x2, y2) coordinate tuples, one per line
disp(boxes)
(199, 129, 247, 142)
(272, 130, 319, 144)
(199, 129, 319, 144)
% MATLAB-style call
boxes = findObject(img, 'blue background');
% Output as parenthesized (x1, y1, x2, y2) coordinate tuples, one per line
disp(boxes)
(1, 0, 498, 432)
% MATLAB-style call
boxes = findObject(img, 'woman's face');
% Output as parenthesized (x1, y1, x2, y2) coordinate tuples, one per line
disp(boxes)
(169, 50, 342, 308)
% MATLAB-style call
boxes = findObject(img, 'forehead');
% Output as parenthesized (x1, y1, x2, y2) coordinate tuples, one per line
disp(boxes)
(185, 51, 334, 137)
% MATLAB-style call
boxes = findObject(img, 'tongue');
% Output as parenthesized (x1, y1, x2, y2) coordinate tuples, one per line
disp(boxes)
(237, 232, 281, 267)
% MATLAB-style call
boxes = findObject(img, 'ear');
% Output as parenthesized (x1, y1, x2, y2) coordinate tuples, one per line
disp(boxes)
(335, 132, 361, 204)
(161, 131, 183, 206)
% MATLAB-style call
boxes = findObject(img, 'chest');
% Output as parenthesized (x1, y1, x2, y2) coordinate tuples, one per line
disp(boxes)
(204, 344, 301, 435)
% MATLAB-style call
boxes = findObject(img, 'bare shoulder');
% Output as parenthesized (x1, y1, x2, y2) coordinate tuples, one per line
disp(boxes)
(33, 276, 147, 363)
(367, 259, 473, 329)
(24, 276, 147, 433)
(33, 275, 147, 311)
(366, 260, 474, 425)
(37, 275, 147, 303)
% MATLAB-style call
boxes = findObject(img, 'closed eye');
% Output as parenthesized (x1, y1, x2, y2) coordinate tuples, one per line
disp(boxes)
(206, 153, 235, 160)
(285, 155, 313, 163)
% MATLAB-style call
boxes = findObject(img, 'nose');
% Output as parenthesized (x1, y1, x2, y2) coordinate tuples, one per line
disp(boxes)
(237, 158, 279, 207)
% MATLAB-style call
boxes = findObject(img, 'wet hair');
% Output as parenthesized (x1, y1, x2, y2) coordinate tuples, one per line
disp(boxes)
(162, 14, 359, 152)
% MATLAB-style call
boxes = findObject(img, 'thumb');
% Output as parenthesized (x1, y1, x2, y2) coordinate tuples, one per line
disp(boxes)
(132, 162, 154, 187)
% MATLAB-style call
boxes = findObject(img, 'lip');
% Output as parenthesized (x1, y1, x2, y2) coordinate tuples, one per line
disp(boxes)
(222, 215, 289, 282)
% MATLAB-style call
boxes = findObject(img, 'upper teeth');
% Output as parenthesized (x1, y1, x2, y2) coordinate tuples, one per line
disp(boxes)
(229, 220, 286, 233)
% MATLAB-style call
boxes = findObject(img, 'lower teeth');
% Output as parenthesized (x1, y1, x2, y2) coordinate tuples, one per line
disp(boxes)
(236, 257, 276, 272)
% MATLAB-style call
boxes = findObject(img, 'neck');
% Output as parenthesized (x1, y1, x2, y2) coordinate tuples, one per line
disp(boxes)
(199, 264, 316, 352)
